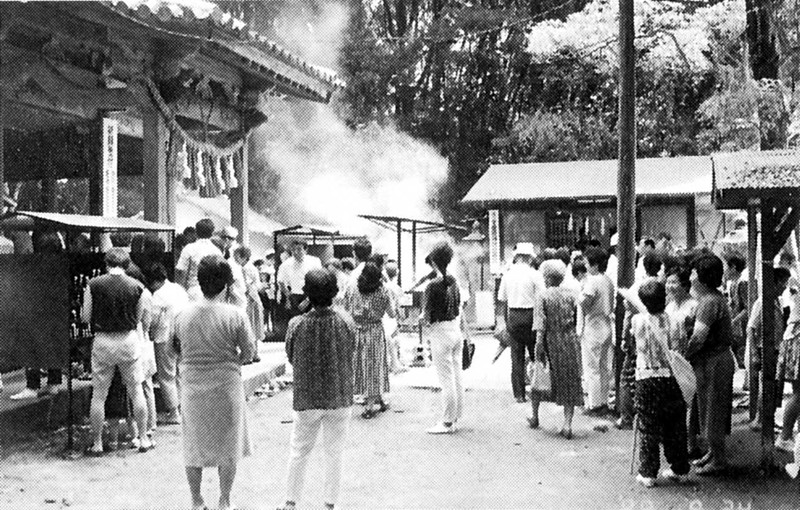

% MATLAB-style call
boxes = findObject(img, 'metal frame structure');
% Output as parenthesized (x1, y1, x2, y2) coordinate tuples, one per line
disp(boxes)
(0, 211, 175, 452)
(272, 224, 365, 272)
(358, 214, 467, 287)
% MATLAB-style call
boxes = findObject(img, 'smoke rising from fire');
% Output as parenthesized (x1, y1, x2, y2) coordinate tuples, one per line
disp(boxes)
(250, 1, 453, 269)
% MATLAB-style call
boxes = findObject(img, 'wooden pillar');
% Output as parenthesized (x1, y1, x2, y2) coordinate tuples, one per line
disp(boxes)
(143, 108, 170, 224)
(686, 196, 697, 248)
(396, 220, 402, 288)
(760, 201, 778, 468)
(411, 221, 417, 285)
(230, 143, 249, 246)
(747, 201, 760, 422)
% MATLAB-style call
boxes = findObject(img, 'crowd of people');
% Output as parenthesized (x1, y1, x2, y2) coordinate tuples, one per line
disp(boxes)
(494, 231, 800, 487)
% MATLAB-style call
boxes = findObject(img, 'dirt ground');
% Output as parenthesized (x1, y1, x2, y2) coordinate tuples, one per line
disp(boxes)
(2, 335, 800, 510)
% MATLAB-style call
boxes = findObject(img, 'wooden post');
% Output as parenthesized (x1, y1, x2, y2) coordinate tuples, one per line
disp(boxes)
(396, 220, 402, 288)
(686, 196, 697, 248)
(616, 0, 637, 410)
(230, 144, 249, 247)
(143, 108, 168, 223)
(747, 201, 760, 422)
(760, 201, 777, 468)
(412, 221, 417, 285)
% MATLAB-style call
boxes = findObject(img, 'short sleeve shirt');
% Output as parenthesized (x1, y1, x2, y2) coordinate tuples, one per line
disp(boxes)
(691, 291, 733, 359)
(497, 263, 543, 309)
(176, 239, 222, 290)
(277, 255, 322, 295)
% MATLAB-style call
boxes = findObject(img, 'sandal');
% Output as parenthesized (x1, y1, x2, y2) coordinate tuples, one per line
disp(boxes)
(527, 417, 539, 429)
(361, 409, 376, 419)
(559, 429, 573, 440)
(377, 401, 390, 413)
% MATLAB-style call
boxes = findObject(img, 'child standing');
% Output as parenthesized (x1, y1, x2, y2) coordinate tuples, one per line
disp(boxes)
(632, 279, 690, 487)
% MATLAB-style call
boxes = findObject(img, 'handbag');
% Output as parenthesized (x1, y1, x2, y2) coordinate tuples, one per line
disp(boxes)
(531, 360, 552, 394)
(649, 318, 697, 405)
(462, 338, 476, 370)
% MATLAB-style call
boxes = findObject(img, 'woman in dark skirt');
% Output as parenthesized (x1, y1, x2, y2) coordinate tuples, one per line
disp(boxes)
(530, 260, 583, 439)
(344, 262, 397, 418)
(685, 253, 736, 475)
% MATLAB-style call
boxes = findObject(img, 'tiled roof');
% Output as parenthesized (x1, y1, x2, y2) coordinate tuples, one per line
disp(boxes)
(711, 150, 800, 190)
(461, 156, 712, 206)
(102, 0, 344, 101)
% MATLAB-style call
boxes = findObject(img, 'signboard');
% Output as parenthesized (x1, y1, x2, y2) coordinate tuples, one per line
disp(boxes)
(101, 117, 118, 218)
(489, 209, 501, 275)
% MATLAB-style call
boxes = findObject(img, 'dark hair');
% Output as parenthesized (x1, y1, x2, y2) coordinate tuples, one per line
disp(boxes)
(291, 239, 308, 249)
(369, 253, 386, 269)
(358, 262, 384, 294)
(105, 247, 131, 268)
(303, 268, 338, 308)
(33, 231, 64, 254)
(130, 234, 145, 253)
(658, 232, 672, 242)
(427, 242, 454, 281)
(143, 235, 166, 258)
(125, 263, 146, 285)
(353, 238, 372, 262)
(642, 252, 662, 278)
(341, 257, 357, 272)
(584, 247, 608, 272)
(183, 227, 198, 244)
(638, 279, 667, 314)
(774, 266, 792, 285)
(325, 258, 343, 272)
(780, 251, 796, 265)
(234, 245, 252, 262)
(197, 254, 233, 298)
(109, 231, 133, 248)
(726, 252, 746, 273)
(666, 265, 691, 292)
(555, 247, 571, 266)
(541, 248, 558, 261)
(692, 253, 724, 289)
(144, 262, 168, 284)
(588, 239, 602, 248)
(643, 238, 656, 250)
(571, 257, 587, 278)
(195, 218, 215, 239)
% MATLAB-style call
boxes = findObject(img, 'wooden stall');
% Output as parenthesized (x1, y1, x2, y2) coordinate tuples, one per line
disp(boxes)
(712, 149, 800, 468)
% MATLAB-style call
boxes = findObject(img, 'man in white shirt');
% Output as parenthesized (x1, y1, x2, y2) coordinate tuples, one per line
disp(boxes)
(277, 239, 322, 317)
(145, 262, 189, 425)
(497, 242, 544, 403)
(175, 218, 222, 300)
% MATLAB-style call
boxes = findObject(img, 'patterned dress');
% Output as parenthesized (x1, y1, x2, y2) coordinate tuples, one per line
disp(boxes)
(532, 286, 584, 406)
(345, 286, 395, 399)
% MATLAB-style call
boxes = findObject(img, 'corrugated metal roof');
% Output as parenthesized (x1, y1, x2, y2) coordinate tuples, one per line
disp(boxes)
(711, 150, 800, 190)
(461, 156, 712, 205)
(102, 0, 344, 102)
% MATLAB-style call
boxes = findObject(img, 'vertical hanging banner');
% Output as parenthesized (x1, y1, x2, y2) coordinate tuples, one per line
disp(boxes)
(101, 117, 118, 218)
(489, 209, 501, 275)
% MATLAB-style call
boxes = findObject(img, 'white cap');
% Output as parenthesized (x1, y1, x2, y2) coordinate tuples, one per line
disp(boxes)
(513, 242, 535, 257)
(610, 233, 618, 247)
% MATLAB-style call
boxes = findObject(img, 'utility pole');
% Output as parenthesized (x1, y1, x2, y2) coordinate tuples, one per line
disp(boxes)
(617, 0, 636, 293)
(614, 0, 636, 413)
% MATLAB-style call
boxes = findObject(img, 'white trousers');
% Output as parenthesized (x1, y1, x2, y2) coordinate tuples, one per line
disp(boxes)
(285, 407, 351, 506)
(428, 320, 464, 424)
(583, 316, 613, 409)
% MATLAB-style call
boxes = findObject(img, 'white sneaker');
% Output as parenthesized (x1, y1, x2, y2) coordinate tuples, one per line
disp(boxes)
(426, 423, 454, 435)
(785, 463, 800, 479)
(636, 474, 656, 488)
(775, 437, 795, 453)
(10, 388, 38, 400)
(661, 468, 689, 483)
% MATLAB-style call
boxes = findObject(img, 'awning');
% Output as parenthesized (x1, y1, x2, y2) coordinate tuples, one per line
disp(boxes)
(0, 212, 175, 233)
(274, 224, 363, 240)
(461, 156, 713, 207)
(712, 150, 800, 209)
